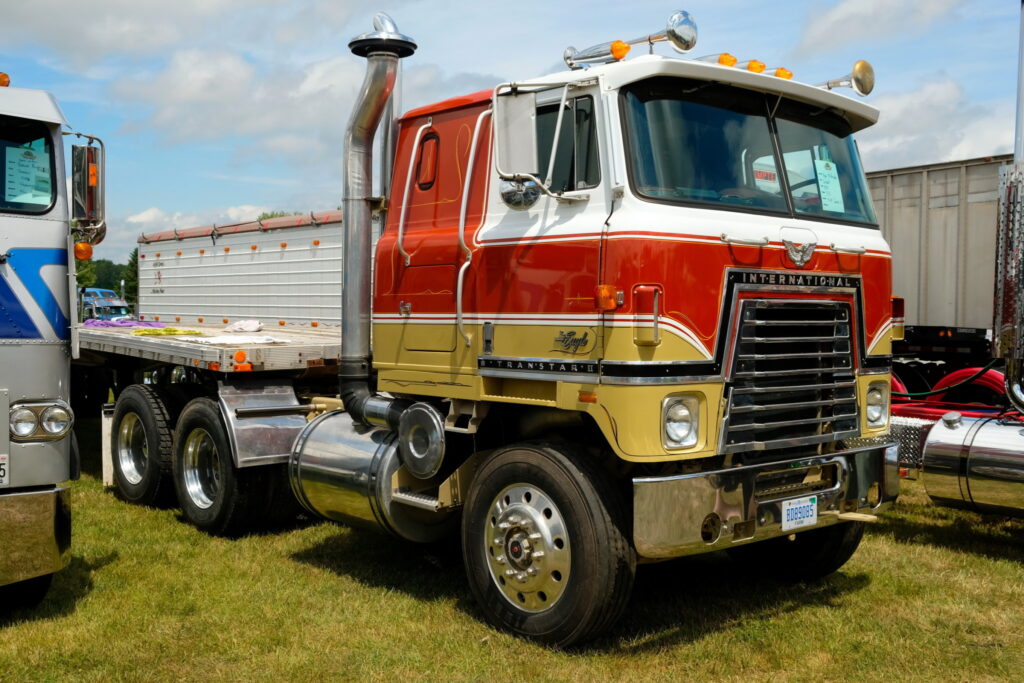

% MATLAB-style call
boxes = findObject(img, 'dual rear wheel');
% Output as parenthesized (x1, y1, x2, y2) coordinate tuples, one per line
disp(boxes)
(111, 388, 293, 536)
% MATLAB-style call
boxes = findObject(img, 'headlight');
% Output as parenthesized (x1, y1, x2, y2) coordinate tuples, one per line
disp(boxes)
(663, 396, 699, 449)
(40, 405, 72, 435)
(866, 383, 889, 427)
(10, 407, 38, 438)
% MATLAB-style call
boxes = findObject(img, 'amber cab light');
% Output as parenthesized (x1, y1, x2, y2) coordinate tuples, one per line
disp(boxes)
(610, 40, 631, 61)
(773, 67, 793, 79)
(74, 242, 93, 261)
(746, 60, 766, 73)
(594, 284, 620, 311)
(718, 53, 738, 67)
(0, 73, 9, 87)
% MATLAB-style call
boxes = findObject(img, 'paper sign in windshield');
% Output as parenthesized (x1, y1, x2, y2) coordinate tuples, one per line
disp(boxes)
(814, 160, 845, 213)
(5, 146, 51, 205)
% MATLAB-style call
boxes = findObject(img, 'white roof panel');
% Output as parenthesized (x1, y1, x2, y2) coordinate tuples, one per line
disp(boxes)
(0, 87, 68, 126)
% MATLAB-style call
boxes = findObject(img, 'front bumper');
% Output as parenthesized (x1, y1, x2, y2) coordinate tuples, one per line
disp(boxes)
(0, 486, 71, 587)
(633, 444, 899, 559)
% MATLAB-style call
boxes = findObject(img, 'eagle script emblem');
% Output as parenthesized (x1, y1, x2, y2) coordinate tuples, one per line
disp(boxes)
(783, 239, 816, 268)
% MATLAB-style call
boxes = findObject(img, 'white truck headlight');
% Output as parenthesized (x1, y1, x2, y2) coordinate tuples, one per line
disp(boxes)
(10, 407, 38, 438)
(866, 383, 889, 427)
(40, 405, 72, 436)
(663, 396, 699, 449)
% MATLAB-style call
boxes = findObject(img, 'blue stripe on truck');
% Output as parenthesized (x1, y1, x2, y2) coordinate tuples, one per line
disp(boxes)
(0, 271, 43, 338)
(9, 248, 70, 339)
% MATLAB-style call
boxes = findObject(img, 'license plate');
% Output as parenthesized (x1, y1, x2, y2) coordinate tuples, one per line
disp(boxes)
(781, 494, 817, 531)
(0, 453, 8, 486)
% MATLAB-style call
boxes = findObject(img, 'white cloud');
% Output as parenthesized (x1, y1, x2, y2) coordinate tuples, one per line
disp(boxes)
(796, 0, 963, 56)
(856, 79, 1012, 171)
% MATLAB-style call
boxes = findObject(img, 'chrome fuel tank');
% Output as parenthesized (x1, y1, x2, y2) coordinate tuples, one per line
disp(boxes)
(922, 413, 1024, 517)
(288, 410, 454, 542)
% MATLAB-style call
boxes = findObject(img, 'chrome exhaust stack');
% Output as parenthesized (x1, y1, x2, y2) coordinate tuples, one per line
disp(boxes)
(995, 3, 1024, 412)
(289, 15, 447, 532)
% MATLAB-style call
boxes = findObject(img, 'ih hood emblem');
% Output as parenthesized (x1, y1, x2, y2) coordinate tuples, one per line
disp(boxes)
(783, 240, 816, 268)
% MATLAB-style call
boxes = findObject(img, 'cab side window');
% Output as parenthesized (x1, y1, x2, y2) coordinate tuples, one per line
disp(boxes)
(536, 96, 600, 193)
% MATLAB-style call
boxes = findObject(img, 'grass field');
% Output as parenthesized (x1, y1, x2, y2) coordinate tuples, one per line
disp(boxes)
(2, 426, 1023, 681)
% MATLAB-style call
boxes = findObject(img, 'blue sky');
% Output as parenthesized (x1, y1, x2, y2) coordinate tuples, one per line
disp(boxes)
(1, 0, 1016, 261)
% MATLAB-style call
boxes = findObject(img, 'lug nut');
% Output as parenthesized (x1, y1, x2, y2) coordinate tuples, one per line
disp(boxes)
(498, 522, 511, 530)
(531, 551, 545, 559)
(516, 572, 527, 582)
(529, 532, 542, 540)
(494, 537, 504, 545)
(496, 555, 506, 564)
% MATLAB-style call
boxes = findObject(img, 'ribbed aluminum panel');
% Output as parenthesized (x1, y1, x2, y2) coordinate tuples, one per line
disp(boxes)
(137, 214, 343, 326)
(722, 300, 858, 454)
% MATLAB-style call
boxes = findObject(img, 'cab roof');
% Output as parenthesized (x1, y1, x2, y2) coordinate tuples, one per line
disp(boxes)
(0, 87, 68, 126)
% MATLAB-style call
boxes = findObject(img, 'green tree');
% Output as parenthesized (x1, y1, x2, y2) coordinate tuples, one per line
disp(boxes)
(124, 248, 139, 305)
(92, 259, 128, 291)
(258, 211, 295, 220)
(76, 257, 97, 288)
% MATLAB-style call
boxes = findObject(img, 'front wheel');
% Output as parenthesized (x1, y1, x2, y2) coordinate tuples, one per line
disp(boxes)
(727, 521, 866, 582)
(461, 442, 635, 648)
(171, 398, 265, 537)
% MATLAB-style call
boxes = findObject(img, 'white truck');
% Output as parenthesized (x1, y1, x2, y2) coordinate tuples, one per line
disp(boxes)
(0, 71, 105, 608)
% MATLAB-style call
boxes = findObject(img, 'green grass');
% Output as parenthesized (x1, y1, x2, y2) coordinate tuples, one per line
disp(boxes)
(2, 428, 1024, 681)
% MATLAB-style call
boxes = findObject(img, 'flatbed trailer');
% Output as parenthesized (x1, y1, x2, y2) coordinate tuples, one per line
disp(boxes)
(78, 323, 341, 372)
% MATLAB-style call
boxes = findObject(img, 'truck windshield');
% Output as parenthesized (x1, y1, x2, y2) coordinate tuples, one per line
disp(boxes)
(0, 115, 56, 214)
(620, 77, 877, 226)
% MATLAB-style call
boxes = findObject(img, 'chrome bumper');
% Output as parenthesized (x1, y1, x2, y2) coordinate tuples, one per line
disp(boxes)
(632, 444, 899, 559)
(0, 486, 71, 587)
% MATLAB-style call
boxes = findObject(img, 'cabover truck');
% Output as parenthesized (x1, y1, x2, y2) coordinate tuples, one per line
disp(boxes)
(880, 1, 1024, 519)
(80, 11, 899, 646)
(0, 71, 105, 607)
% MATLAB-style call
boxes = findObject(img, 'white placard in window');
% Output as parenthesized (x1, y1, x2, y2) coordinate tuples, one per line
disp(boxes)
(5, 145, 51, 205)
(814, 159, 844, 213)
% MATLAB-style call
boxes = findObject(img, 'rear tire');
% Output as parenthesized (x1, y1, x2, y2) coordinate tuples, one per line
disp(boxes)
(0, 573, 53, 612)
(111, 385, 174, 506)
(171, 398, 265, 537)
(728, 521, 866, 582)
(461, 441, 635, 648)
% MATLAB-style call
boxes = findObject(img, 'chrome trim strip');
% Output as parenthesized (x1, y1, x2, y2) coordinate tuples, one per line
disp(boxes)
(600, 374, 721, 386)
(730, 397, 856, 413)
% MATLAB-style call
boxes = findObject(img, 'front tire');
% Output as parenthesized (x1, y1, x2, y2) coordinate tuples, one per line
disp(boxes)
(111, 385, 174, 506)
(728, 521, 866, 582)
(171, 398, 265, 537)
(461, 442, 635, 648)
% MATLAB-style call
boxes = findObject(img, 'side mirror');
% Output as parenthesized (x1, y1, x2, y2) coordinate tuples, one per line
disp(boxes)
(71, 141, 105, 244)
(493, 89, 539, 180)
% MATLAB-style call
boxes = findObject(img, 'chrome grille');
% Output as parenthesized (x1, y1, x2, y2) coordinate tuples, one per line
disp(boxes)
(722, 300, 858, 454)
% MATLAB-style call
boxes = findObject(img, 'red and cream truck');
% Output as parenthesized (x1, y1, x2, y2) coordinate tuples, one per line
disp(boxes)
(76, 11, 899, 645)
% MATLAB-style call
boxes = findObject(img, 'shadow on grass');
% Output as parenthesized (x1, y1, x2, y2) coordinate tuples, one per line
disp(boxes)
(293, 530, 871, 650)
(0, 552, 117, 627)
(291, 530, 467, 604)
(582, 553, 870, 653)
(872, 512, 1024, 563)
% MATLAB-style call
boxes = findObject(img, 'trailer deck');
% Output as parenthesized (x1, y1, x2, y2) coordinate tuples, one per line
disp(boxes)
(78, 323, 341, 372)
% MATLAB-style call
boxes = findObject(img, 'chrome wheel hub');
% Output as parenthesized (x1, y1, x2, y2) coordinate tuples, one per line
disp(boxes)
(182, 428, 221, 510)
(485, 484, 571, 613)
(117, 412, 147, 485)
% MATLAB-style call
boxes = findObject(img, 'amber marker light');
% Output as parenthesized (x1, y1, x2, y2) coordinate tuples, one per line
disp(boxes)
(718, 53, 737, 66)
(233, 350, 247, 364)
(234, 363, 253, 372)
(280, 242, 287, 248)
(747, 60, 766, 73)
(311, 321, 319, 327)
(774, 67, 793, 79)
(610, 40, 631, 61)
(208, 362, 221, 371)
(199, 249, 205, 255)
(578, 391, 598, 404)
(0, 72, 10, 87)
(278, 320, 286, 326)
(197, 317, 204, 322)
(594, 284, 620, 311)
(250, 245, 257, 250)
(74, 241, 93, 260)
(312, 240, 320, 246)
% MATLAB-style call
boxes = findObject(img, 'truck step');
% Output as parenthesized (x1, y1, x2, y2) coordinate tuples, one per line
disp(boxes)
(392, 489, 441, 511)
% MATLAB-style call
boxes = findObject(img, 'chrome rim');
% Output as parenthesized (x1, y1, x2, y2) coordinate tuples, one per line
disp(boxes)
(182, 428, 221, 510)
(116, 412, 147, 486)
(485, 483, 571, 613)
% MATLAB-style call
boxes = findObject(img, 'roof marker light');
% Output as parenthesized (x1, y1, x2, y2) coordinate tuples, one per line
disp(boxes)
(697, 53, 737, 66)
(610, 40, 631, 61)
(0, 73, 9, 87)
(744, 60, 766, 73)
(773, 67, 793, 79)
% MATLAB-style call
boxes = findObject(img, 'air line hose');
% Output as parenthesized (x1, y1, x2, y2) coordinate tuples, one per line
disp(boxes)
(891, 359, 1001, 398)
